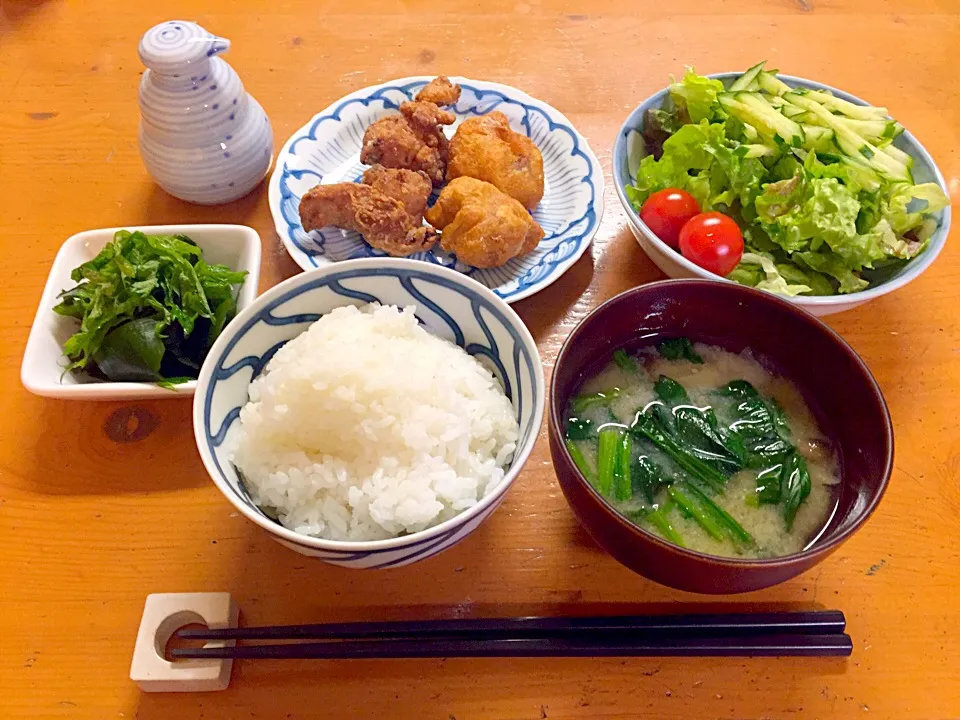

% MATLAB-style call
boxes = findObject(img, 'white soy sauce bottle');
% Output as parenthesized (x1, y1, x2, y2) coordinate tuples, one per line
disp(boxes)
(137, 20, 274, 204)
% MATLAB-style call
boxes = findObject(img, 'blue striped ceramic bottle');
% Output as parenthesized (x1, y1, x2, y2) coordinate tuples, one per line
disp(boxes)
(138, 20, 274, 205)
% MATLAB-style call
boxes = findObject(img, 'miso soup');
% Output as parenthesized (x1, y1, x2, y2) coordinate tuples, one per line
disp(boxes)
(563, 338, 840, 559)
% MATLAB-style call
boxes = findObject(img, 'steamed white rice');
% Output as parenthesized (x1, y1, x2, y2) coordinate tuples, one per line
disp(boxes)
(228, 303, 520, 541)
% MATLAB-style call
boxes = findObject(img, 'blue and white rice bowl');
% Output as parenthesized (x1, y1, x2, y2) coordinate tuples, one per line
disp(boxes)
(193, 259, 545, 568)
(268, 76, 604, 303)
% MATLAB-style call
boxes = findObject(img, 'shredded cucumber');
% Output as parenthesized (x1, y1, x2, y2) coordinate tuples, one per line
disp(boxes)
(729, 61, 766, 92)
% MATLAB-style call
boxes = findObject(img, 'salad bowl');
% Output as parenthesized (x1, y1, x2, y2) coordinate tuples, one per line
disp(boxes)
(613, 72, 951, 316)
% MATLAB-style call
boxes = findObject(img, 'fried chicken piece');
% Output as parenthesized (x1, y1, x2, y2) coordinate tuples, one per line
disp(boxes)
(446, 111, 545, 210)
(361, 165, 433, 219)
(360, 101, 456, 186)
(299, 181, 437, 257)
(425, 177, 544, 268)
(415, 75, 461, 106)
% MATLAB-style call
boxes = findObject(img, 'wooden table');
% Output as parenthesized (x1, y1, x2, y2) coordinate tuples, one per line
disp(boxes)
(2, 0, 958, 717)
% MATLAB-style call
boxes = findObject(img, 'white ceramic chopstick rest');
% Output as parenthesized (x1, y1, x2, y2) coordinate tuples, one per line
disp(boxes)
(130, 592, 239, 692)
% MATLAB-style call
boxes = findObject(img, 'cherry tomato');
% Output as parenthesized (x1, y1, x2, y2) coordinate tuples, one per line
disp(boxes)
(639, 188, 701, 249)
(678, 212, 744, 277)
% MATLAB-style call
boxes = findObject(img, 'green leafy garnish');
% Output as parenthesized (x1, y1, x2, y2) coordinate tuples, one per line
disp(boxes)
(630, 410, 728, 494)
(615, 432, 633, 502)
(565, 438, 596, 482)
(654, 375, 746, 475)
(565, 416, 596, 441)
(719, 380, 793, 463)
(781, 451, 812, 530)
(612, 349, 637, 374)
(635, 504, 685, 547)
(53, 230, 247, 383)
(571, 389, 621, 414)
(632, 453, 675, 505)
(666, 484, 725, 541)
(679, 480, 754, 546)
(718, 380, 814, 528)
(596, 428, 622, 499)
(657, 337, 704, 364)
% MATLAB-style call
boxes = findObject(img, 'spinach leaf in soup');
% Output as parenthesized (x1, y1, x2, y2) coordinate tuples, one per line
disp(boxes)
(562, 342, 828, 557)
(657, 337, 704, 364)
(781, 451, 812, 530)
(565, 416, 596, 441)
(612, 349, 638, 374)
(630, 410, 729, 494)
(653, 375, 746, 475)
(632, 453, 678, 506)
(718, 380, 792, 464)
(718, 379, 813, 527)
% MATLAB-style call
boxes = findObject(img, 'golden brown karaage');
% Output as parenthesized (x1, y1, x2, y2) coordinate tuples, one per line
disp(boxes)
(415, 75, 461, 106)
(446, 111, 544, 210)
(425, 177, 544, 268)
(361, 164, 433, 220)
(360, 101, 456, 186)
(299, 170, 437, 257)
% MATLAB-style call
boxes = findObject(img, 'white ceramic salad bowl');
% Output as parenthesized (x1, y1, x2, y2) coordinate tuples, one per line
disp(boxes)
(613, 72, 951, 316)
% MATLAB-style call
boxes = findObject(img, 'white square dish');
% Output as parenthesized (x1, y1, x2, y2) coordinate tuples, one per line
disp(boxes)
(21, 224, 262, 400)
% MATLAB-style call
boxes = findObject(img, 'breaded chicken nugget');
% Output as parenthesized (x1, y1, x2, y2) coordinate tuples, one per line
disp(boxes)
(425, 177, 543, 268)
(446, 111, 544, 210)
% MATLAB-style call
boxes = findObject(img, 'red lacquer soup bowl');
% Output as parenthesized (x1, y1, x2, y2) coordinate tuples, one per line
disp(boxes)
(548, 279, 893, 594)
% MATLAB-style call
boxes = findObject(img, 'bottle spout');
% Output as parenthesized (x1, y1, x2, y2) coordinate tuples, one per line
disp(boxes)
(139, 21, 231, 73)
(205, 36, 231, 58)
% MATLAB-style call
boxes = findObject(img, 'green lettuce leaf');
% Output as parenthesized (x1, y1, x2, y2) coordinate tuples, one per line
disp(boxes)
(882, 182, 950, 235)
(668, 69, 724, 123)
(626, 154, 692, 208)
(661, 121, 727, 172)
(802, 151, 878, 195)
(755, 176, 804, 222)
(627, 121, 765, 212)
(776, 261, 835, 296)
(862, 218, 928, 260)
(757, 177, 887, 271)
(794, 250, 869, 293)
(855, 188, 884, 234)
(737, 252, 812, 296)
(727, 263, 762, 288)
(705, 143, 767, 209)
(627, 122, 726, 209)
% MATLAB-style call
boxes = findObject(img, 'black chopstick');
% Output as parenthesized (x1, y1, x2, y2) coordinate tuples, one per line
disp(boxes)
(178, 610, 845, 642)
(172, 633, 853, 659)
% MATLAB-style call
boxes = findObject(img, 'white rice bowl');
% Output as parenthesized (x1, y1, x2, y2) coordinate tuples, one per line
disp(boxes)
(227, 303, 520, 541)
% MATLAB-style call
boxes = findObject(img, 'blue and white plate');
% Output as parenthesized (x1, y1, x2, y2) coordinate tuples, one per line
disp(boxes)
(267, 76, 604, 303)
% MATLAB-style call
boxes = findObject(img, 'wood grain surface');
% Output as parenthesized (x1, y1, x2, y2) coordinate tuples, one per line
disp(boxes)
(1, 0, 958, 718)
